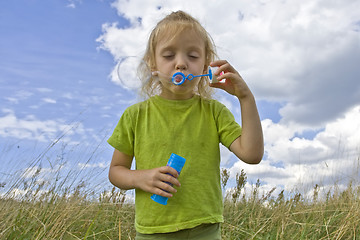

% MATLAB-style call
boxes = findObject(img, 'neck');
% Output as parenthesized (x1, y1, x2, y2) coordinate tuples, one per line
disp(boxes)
(159, 90, 195, 100)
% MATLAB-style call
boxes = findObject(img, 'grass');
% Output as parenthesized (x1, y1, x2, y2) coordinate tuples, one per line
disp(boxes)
(0, 189, 134, 239)
(1, 171, 359, 239)
(1, 140, 359, 239)
(222, 182, 360, 239)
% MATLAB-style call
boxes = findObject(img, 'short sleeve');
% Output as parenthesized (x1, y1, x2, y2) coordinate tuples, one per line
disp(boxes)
(216, 105, 242, 148)
(107, 109, 135, 156)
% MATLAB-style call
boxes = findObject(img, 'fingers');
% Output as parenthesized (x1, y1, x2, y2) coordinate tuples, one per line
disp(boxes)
(209, 60, 249, 97)
(153, 189, 173, 198)
(153, 180, 177, 198)
(159, 166, 181, 187)
(139, 167, 182, 198)
(210, 59, 227, 67)
(210, 60, 238, 82)
(159, 166, 179, 178)
(210, 60, 236, 75)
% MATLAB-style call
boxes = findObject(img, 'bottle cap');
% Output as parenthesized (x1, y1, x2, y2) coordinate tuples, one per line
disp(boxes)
(167, 153, 186, 173)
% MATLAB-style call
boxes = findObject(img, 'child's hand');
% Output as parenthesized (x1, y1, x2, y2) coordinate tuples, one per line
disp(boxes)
(210, 60, 252, 100)
(136, 166, 181, 198)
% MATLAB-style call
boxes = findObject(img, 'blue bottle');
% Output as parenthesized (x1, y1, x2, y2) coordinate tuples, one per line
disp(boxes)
(151, 153, 186, 205)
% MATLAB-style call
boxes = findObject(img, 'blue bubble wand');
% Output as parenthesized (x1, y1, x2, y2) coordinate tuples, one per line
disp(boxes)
(171, 67, 216, 85)
(116, 56, 219, 89)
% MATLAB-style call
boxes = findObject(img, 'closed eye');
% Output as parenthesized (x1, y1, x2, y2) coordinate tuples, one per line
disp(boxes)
(163, 55, 174, 59)
(188, 51, 200, 59)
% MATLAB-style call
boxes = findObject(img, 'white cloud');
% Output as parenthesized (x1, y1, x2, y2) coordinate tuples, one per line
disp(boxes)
(4, 90, 33, 104)
(37, 88, 53, 93)
(67, 3, 76, 9)
(98, 0, 360, 126)
(78, 162, 107, 169)
(230, 105, 360, 192)
(4, 97, 19, 104)
(42, 98, 57, 104)
(62, 92, 74, 100)
(66, 0, 82, 9)
(0, 109, 85, 142)
(21, 165, 63, 181)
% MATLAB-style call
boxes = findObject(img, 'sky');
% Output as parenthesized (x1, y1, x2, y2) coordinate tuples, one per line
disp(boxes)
(1, 0, 360, 201)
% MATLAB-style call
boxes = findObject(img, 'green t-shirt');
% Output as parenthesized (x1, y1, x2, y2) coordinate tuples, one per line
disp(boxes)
(108, 95, 242, 234)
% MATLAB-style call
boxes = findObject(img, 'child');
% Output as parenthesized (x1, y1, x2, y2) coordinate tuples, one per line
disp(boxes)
(108, 10, 263, 239)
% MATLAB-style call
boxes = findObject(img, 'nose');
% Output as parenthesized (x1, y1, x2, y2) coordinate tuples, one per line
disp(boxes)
(175, 54, 187, 71)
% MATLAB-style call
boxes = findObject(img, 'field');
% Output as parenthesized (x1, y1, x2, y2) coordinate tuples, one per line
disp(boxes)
(1, 170, 359, 239)
(0, 141, 359, 239)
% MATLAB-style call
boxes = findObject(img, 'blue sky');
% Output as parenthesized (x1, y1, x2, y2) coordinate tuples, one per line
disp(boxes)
(1, 1, 125, 122)
(0, 0, 130, 195)
(1, 0, 360, 200)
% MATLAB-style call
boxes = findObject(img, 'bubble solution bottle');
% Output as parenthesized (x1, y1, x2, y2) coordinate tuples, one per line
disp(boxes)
(150, 153, 186, 205)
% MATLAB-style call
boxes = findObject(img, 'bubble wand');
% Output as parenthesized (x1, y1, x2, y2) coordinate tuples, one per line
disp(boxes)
(171, 67, 217, 85)
(116, 56, 219, 89)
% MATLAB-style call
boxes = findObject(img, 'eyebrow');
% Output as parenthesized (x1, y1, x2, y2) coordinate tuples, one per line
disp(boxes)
(159, 45, 203, 53)
(187, 46, 203, 52)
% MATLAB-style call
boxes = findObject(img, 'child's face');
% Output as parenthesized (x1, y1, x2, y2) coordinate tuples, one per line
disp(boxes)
(154, 28, 206, 100)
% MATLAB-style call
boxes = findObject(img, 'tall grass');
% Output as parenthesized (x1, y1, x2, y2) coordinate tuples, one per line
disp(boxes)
(0, 188, 134, 239)
(1, 139, 359, 239)
(222, 169, 360, 239)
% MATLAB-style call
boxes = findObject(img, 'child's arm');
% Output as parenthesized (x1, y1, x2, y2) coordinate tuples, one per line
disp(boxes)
(210, 60, 264, 164)
(109, 149, 181, 198)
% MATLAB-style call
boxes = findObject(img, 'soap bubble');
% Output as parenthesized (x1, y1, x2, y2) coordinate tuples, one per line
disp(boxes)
(116, 56, 151, 90)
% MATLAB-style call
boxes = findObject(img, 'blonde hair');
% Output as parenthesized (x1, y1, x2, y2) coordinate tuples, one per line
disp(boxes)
(140, 10, 217, 99)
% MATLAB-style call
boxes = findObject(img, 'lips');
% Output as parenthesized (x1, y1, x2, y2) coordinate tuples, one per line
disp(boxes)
(171, 72, 187, 85)
(174, 75, 183, 83)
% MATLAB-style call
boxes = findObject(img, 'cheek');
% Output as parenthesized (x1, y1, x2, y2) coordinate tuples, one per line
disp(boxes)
(154, 53, 165, 69)
(190, 78, 201, 86)
(156, 59, 171, 71)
